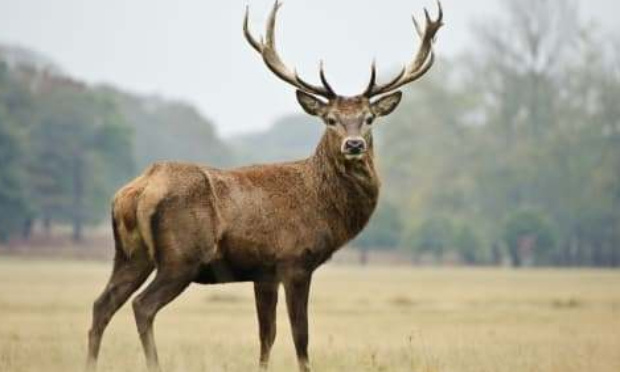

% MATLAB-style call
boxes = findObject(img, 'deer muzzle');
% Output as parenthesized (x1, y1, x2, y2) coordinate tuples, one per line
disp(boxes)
(342, 137, 367, 159)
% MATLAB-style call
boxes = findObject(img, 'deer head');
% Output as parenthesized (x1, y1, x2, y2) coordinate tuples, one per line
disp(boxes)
(244, 1, 443, 160)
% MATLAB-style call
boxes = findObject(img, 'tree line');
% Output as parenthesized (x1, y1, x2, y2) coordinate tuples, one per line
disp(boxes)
(0, 58, 230, 242)
(360, 0, 620, 267)
(0, 64, 133, 241)
(1, 0, 618, 267)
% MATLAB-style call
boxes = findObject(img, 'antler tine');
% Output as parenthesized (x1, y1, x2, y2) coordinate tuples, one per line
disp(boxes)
(244, 1, 336, 98)
(437, 0, 444, 27)
(364, 1, 444, 98)
(412, 14, 423, 38)
(319, 61, 336, 97)
(363, 62, 408, 98)
(424, 8, 432, 25)
(243, 5, 263, 53)
(363, 60, 377, 97)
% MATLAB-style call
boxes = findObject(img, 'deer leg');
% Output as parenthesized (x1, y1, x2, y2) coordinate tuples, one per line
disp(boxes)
(86, 252, 153, 371)
(254, 281, 279, 370)
(284, 274, 312, 372)
(132, 268, 194, 372)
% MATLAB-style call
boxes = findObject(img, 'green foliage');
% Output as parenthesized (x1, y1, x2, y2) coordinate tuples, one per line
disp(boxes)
(376, 0, 620, 266)
(409, 216, 454, 259)
(15, 76, 136, 242)
(454, 224, 483, 265)
(0, 104, 30, 241)
(0, 50, 233, 242)
(354, 201, 403, 250)
(403, 216, 483, 264)
(502, 208, 557, 266)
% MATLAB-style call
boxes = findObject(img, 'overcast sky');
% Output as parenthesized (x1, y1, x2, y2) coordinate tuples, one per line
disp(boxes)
(0, 0, 618, 136)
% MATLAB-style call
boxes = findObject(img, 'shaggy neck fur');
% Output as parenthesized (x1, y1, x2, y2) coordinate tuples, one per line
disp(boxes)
(310, 130, 380, 245)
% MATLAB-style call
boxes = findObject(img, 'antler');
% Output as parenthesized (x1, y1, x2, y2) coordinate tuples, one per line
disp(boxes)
(244, 1, 336, 98)
(364, 1, 444, 98)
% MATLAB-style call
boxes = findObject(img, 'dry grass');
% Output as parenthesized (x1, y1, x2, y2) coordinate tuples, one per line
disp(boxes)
(0, 257, 619, 372)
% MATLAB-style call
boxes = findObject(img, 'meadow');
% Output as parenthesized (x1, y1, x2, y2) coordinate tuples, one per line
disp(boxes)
(0, 257, 618, 372)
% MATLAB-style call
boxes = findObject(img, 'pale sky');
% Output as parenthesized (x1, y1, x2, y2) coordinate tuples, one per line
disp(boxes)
(0, 0, 618, 137)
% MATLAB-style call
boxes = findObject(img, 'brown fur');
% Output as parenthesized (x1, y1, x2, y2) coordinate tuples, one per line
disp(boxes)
(115, 128, 378, 277)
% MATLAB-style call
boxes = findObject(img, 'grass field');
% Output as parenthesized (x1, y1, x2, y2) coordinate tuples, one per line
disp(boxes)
(0, 258, 618, 372)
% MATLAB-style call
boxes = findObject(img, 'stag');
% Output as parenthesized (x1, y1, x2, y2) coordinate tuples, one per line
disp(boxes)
(86, 2, 443, 371)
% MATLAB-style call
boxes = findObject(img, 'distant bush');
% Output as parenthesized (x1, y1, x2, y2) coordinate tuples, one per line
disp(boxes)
(502, 208, 557, 267)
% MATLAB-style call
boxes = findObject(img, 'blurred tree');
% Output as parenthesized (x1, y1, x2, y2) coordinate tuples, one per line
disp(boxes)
(0, 106, 30, 241)
(375, 0, 620, 267)
(26, 75, 134, 241)
(502, 208, 557, 267)
(379, 60, 486, 264)
(229, 114, 322, 165)
(463, 0, 611, 266)
(0, 64, 136, 242)
(407, 216, 454, 263)
(353, 200, 403, 265)
(0, 47, 234, 244)
(106, 89, 233, 170)
(0, 62, 33, 240)
(454, 224, 483, 265)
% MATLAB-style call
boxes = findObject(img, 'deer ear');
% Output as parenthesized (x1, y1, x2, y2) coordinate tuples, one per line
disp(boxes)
(296, 90, 327, 116)
(371, 91, 403, 117)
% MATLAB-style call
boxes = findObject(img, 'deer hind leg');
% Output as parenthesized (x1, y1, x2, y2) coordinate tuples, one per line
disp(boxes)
(131, 184, 218, 371)
(254, 281, 279, 370)
(86, 251, 154, 371)
(132, 266, 195, 372)
(284, 273, 313, 372)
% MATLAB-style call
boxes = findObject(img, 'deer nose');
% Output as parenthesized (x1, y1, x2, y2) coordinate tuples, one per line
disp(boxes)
(343, 138, 367, 154)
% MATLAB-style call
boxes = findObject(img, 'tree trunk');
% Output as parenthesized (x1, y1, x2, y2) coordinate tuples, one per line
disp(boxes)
(508, 243, 522, 268)
(73, 219, 83, 243)
(43, 216, 51, 237)
(72, 156, 84, 243)
(22, 218, 33, 240)
(491, 242, 502, 266)
(359, 248, 369, 266)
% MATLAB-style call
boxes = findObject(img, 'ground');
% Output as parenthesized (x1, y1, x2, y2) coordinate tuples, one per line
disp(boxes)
(0, 258, 618, 372)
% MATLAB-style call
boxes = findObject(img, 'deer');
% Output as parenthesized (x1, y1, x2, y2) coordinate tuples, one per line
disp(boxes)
(85, 1, 443, 371)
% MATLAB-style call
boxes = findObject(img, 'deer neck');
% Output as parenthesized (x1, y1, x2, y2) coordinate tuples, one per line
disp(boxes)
(311, 130, 380, 243)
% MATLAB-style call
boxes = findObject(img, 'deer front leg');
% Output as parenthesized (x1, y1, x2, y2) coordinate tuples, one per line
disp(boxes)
(283, 273, 312, 372)
(254, 281, 279, 370)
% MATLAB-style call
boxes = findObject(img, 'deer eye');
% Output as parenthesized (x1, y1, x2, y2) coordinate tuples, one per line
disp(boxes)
(365, 116, 375, 125)
(326, 117, 337, 126)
